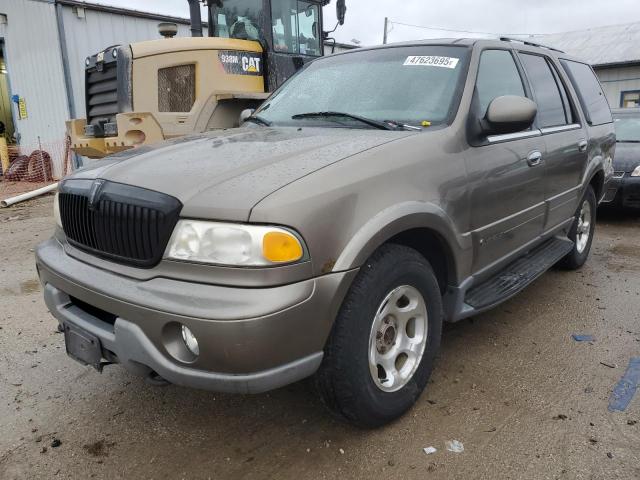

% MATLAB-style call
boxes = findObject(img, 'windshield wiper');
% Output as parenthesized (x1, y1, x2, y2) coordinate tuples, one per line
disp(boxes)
(244, 115, 272, 127)
(291, 111, 396, 131)
(384, 120, 423, 131)
(616, 139, 640, 143)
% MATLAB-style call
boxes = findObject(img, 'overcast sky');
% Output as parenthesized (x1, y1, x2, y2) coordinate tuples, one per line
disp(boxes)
(94, 0, 640, 45)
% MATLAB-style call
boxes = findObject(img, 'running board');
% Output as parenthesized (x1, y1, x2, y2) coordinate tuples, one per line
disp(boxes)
(464, 237, 574, 310)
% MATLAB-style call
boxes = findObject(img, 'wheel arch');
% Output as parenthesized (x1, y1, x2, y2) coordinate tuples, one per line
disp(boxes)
(581, 150, 608, 204)
(333, 202, 469, 290)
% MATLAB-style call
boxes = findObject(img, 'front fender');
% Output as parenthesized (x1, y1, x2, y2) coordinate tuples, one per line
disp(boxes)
(333, 201, 471, 284)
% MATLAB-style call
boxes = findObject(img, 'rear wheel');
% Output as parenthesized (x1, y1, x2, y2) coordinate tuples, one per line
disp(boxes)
(315, 244, 443, 428)
(558, 185, 596, 270)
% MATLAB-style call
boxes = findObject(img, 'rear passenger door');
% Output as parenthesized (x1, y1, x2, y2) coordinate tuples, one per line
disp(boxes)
(466, 49, 546, 275)
(517, 52, 587, 230)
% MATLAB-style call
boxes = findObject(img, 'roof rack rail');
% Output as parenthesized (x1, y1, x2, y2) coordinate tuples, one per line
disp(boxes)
(499, 36, 565, 54)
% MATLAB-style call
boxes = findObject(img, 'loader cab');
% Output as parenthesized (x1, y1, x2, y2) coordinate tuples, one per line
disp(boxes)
(210, 0, 327, 90)
(70, 0, 338, 158)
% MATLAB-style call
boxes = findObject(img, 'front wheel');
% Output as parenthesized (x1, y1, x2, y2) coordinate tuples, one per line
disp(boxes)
(315, 244, 443, 428)
(558, 185, 597, 270)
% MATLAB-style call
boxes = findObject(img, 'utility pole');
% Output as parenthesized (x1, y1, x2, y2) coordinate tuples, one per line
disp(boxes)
(383, 17, 389, 44)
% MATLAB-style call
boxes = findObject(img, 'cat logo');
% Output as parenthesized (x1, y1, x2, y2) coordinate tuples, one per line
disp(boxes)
(242, 56, 261, 73)
(218, 50, 263, 76)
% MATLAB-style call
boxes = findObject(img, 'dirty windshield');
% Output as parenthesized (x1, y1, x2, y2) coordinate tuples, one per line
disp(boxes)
(613, 113, 640, 142)
(255, 46, 470, 128)
(214, 0, 264, 41)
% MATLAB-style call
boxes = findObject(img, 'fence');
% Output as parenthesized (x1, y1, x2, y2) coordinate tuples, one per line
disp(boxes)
(0, 136, 72, 200)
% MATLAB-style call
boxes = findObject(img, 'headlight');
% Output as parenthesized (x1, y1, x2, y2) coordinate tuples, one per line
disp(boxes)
(632, 166, 640, 177)
(165, 220, 305, 266)
(53, 191, 62, 229)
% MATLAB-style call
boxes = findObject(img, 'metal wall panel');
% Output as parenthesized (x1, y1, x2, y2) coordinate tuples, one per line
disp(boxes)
(0, 0, 70, 149)
(596, 65, 640, 108)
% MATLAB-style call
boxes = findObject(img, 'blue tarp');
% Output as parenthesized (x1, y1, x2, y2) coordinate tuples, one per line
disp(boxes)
(608, 357, 640, 412)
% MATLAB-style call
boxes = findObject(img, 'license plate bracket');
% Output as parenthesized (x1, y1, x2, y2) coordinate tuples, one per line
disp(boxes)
(63, 322, 103, 370)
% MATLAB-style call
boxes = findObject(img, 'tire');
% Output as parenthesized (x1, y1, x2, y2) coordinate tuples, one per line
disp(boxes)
(558, 185, 597, 270)
(315, 244, 443, 428)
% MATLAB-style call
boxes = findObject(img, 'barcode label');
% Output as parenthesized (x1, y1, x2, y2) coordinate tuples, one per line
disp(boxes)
(403, 56, 460, 68)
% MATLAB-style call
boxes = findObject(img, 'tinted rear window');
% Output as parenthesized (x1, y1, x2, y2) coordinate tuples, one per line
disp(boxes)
(519, 53, 568, 128)
(560, 60, 612, 126)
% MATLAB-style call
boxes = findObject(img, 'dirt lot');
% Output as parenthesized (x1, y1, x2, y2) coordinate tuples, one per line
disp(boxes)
(1, 196, 639, 480)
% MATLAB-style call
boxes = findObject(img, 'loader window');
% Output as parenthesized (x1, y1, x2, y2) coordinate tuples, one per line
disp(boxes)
(272, 1, 321, 56)
(215, 0, 263, 41)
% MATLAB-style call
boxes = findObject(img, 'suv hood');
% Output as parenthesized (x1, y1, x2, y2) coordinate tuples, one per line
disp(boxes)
(70, 127, 414, 220)
(613, 142, 640, 172)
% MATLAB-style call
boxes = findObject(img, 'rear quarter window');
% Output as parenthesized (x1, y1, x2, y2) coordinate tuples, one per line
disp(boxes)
(560, 60, 612, 126)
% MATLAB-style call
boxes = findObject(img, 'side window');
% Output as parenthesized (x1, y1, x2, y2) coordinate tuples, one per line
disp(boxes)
(297, 3, 320, 56)
(271, 0, 321, 56)
(475, 50, 526, 116)
(560, 60, 612, 126)
(214, 0, 263, 41)
(548, 61, 575, 124)
(519, 53, 568, 128)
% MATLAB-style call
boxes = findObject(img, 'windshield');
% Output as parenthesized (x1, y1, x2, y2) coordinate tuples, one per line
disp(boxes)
(214, 0, 264, 41)
(614, 113, 640, 142)
(255, 46, 470, 128)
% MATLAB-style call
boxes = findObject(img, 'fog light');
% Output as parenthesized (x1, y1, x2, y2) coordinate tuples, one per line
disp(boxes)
(181, 325, 199, 356)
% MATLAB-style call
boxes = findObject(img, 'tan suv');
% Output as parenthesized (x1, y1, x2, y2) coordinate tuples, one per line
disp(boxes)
(37, 38, 615, 427)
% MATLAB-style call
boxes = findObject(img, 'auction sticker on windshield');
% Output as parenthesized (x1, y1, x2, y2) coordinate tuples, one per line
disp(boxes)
(403, 56, 459, 68)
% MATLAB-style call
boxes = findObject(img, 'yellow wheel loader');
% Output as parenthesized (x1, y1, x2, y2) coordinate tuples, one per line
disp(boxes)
(69, 0, 347, 158)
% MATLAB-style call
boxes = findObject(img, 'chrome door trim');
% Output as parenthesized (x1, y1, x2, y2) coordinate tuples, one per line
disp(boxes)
(487, 129, 542, 144)
(540, 123, 582, 135)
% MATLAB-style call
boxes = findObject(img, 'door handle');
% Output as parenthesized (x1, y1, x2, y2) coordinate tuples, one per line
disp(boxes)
(526, 151, 543, 167)
(578, 140, 588, 152)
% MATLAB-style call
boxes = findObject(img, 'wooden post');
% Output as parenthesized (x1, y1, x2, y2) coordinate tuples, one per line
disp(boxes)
(0, 136, 9, 174)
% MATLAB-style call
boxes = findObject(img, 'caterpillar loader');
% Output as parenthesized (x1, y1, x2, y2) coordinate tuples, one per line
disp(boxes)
(68, 0, 347, 158)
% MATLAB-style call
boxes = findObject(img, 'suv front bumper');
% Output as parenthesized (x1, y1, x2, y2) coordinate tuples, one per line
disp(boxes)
(36, 238, 356, 393)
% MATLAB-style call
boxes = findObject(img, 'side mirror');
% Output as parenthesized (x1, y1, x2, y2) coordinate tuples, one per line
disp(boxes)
(239, 108, 255, 125)
(482, 95, 537, 136)
(336, 0, 347, 26)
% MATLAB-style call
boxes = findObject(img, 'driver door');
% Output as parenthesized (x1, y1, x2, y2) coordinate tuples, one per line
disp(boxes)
(465, 49, 546, 275)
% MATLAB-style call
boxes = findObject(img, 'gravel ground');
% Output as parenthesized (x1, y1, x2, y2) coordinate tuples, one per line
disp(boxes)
(1, 196, 639, 480)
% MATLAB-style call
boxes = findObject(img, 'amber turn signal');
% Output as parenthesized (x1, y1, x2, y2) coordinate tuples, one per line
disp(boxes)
(262, 231, 303, 263)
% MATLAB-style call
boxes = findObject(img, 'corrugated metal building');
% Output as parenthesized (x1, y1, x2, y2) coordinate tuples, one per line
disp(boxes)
(0, 0, 356, 169)
(0, 0, 70, 150)
(539, 22, 640, 109)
